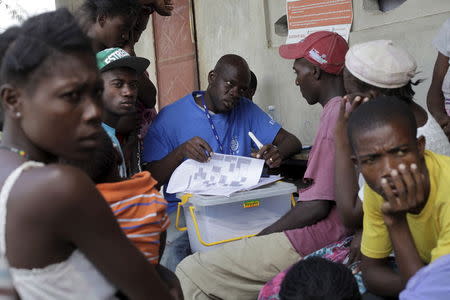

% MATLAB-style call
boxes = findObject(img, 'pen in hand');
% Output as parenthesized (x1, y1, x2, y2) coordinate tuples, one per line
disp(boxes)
(248, 131, 264, 150)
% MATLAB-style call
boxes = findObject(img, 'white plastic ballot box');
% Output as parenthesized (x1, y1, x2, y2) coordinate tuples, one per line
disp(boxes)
(175, 181, 296, 252)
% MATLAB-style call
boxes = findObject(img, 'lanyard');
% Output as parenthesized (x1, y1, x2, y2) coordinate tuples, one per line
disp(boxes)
(199, 92, 224, 153)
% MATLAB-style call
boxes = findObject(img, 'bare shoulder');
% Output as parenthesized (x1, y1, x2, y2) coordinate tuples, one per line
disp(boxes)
(10, 164, 101, 221)
(25, 163, 95, 196)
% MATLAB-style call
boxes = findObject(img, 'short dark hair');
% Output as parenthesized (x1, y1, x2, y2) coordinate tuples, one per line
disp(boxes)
(77, 0, 139, 30)
(0, 8, 93, 90)
(347, 95, 417, 152)
(214, 54, 250, 78)
(0, 26, 21, 75)
(279, 257, 361, 300)
(249, 70, 258, 90)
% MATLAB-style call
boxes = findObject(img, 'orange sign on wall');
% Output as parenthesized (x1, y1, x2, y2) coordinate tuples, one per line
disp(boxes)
(286, 0, 353, 44)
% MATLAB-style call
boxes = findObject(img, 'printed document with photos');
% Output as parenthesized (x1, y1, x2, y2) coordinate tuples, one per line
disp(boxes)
(167, 153, 281, 196)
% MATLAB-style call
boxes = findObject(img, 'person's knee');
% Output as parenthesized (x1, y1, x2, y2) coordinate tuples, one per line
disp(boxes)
(175, 255, 198, 292)
(176, 252, 196, 274)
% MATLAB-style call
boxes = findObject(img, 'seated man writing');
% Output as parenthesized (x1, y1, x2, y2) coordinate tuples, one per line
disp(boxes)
(347, 95, 450, 297)
(142, 54, 302, 270)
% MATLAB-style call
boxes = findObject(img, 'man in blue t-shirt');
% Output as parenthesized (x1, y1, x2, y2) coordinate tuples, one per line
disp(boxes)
(143, 54, 301, 210)
(143, 54, 302, 270)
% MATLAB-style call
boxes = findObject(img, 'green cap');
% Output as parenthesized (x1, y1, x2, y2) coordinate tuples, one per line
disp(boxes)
(96, 48, 150, 73)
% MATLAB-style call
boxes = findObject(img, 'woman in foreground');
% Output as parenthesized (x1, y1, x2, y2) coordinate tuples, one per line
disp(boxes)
(0, 8, 173, 300)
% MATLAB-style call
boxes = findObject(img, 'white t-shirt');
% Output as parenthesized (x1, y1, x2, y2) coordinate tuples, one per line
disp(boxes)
(418, 111, 450, 156)
(358, 112, 450, 200)
(433, 18, 450, 114)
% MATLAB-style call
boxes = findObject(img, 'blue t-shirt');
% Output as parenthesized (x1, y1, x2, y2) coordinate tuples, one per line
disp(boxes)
(143, 91, 281, 213)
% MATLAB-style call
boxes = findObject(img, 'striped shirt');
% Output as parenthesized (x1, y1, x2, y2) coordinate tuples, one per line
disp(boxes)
(97, 171, 169, 264)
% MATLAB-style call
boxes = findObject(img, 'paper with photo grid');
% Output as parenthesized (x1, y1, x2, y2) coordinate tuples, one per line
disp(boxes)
(167, 153, 280, 196)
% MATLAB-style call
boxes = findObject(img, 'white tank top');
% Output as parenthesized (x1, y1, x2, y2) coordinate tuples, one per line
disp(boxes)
(0, 161, 117, 299)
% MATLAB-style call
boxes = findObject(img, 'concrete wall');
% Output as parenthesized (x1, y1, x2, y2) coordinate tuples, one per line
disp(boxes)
(55, 0, 83, 12)
(194, 0, 450, 145)
(55, 0, 158, 98)
(53, 0, 450, 144)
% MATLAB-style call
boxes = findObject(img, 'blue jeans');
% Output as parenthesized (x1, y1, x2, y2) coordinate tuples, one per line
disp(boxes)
(160, 209, 192, 272)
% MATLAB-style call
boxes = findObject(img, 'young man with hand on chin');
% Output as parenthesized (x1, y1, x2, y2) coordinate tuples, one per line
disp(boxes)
(347, 96, 450, 298)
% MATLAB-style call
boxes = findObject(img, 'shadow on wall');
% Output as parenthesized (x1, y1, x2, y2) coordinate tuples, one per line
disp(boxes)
(366, 0, 408, 12)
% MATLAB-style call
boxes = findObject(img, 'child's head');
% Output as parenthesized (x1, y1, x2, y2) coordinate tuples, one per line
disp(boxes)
(77, 0, 139, 49)
(279, 257, 360, 300)
(343, 40, 420, 103)
(0, 8, 103, 162)
(347, 95, 426, 199)
(279, 31, 348, 105)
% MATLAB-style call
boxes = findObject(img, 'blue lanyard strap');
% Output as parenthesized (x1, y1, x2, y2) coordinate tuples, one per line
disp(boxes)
(200, 93, 224, 153)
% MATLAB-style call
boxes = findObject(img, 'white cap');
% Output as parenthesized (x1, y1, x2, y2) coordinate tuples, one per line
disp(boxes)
(345, 40, 417, 89)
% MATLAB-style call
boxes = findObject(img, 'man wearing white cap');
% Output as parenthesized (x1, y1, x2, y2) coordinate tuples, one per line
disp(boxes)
(343, 39, 449, 158)
(335, 39, 450, 225)
(334, 39, 450, 298)
(335, 40, 450, 228)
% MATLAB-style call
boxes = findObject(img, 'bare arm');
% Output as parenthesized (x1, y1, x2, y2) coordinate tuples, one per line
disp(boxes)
(273, 128, 302, 160)
(258, 200, 332, 236)
(334, 97, 364, 229)
(362, 162, 428, 298)
(334, 138, 363, 229)
(386, 217, 424, 284)
(253, 128, 302, 168)
(53, 166, 173, 300)
(361, 255, 403, 297)
(427, 52, 450, 124)
(144, 147, 186, 189)
(156, 264, 183, 300)
(380, 164, 427, 283)
(144, 137, 213, 189)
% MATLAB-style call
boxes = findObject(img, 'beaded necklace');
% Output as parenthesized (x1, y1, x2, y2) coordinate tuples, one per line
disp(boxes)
(0, 145, 28, 159)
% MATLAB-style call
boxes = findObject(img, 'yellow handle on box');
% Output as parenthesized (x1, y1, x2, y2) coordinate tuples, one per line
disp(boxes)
(177, 192, 296, 246)
(188, 206, 256, 247)
(175, 194, 192, 231)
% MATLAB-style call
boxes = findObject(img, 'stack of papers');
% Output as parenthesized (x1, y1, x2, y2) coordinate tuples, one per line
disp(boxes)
(167, 153, 281, 196)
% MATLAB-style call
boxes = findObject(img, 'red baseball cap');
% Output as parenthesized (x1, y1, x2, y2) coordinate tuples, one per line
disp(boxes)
(279, 31, 348, 75)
